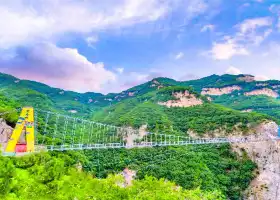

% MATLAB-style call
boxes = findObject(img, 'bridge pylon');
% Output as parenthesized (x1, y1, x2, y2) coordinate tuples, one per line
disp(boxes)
(4, 107, 35, 155)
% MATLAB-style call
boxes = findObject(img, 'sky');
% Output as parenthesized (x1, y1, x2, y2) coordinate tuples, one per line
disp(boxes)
(0, 0, 280, 94)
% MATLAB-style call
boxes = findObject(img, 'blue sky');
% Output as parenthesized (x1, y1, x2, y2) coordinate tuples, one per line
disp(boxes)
(0, 0, 279, 93)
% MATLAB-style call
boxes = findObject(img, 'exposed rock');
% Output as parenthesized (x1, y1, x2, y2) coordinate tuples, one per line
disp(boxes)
(0, 118, 13, 151)
(152, 80, 160, 85)
(14, 80, 20, 83)
(201, 85, 241, 96)
(128, 92, 134, 97)
(88, 98, 93, 103)
(68, 110, 77, 113)
(59, 91, 64, 94)
(245, 88, 278, 98)
(242, 109, 253, 113)
(124, 125, 148, 148)
(230, 121, 280, 200)
(158, 91, 203, 108)
(238, 75, 255, 82)
(122, 168, 136, 186)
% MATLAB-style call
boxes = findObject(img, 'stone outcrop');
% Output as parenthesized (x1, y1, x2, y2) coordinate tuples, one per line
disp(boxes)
(158, 91, 203, 108)
(230, 121, 280, 200)
(242, 109, 253, 113)
(201, 85, 241, 96)
(0, 118, 13, 151)
(124, 125, 148, 148)
(122, 168, 136, 186)
(238, 76, 255, 82)
(245, 88, 278, 98)
(68, 110, 77, 113)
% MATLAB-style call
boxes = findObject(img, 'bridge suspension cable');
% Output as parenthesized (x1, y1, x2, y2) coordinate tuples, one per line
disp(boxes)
(1, 107, 279, 155)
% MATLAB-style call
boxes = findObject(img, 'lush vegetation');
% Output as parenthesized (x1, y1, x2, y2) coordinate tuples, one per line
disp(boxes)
(212, 95, 280, 123)
(93, 89, 270, 135)
(0, 152, 226, 200)
(1, 72, 280, 199)
(82, 145, 256, 200)
(0, 143, 256, 200)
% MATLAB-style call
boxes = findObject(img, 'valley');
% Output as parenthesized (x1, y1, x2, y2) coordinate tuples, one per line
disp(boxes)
(0, 72, 280, 199)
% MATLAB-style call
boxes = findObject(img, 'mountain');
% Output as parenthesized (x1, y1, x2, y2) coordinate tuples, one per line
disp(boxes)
(1, 72, 280, 124)
(1, 72, 279, 199)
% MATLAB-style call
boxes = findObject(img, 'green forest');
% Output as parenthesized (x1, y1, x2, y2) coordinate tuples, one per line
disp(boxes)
(0, 144, 256, 200)
(1, 72, 280, 199)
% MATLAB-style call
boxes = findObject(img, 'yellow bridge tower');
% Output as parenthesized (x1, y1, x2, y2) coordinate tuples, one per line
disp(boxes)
(5, 107, 35, 155)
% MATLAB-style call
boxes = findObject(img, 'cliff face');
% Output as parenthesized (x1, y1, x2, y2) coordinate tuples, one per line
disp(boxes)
(244, 88, 279, 98)
(231, 121, 280, 200)
(201, 85, 241, 96)
(158, 91, 203, 108)
(0, 118, 13, 151)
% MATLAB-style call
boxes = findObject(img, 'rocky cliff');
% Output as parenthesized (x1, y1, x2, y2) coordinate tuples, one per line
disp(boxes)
(0, 118, 13, 152)
(158, 91, 203, 108)
(231, 121, 280, 200)
(201, 85, 241, 96)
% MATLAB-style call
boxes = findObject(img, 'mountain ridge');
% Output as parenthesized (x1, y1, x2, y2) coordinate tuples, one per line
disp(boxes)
(1, 71, 280, 122)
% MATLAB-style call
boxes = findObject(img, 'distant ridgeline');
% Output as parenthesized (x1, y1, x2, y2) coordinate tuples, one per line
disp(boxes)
(0, 72, 279, 126)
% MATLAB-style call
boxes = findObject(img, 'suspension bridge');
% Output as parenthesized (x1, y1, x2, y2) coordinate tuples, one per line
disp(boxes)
(0, 107, 279, 156)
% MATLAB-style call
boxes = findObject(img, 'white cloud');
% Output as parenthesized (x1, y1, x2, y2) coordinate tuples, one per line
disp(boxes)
(237, 17, 272, 34)
(86, 35, 98, 47)
(226, 66, 242, 75)
(255, 75, 269, 81)
(201, 24, 214, 32)
(175, 52, 184, 60)
(116, 67, 124, 74)
(210, 39, 249, 60)
(1, 43, 116, 92)
(0, 0, 214, 49)
(208, 17, 273, 60)
(185, 0, 208, 20)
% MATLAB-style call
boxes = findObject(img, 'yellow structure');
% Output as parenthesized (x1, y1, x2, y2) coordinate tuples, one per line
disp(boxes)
(5, 107, 35, 153)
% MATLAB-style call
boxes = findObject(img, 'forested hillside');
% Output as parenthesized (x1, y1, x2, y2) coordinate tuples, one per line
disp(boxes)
(92, 86, 272, 135)
(0, 72, 279, 199)
(1, 72, 280, 121)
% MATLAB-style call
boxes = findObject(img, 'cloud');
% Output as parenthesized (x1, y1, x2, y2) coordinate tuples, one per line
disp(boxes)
(237, 17, 272, 34)
(234, 17, 273, 46)
(116, 67, 124, 74)
(226, 66, 242, 75)
(210, 40, 249, 60)
(0, 0, 215, 49)
(255, 75, 269, 81)
(0, 0, 168, 48)
(201, 24, 214, 32)
(175, 52, 184, 60)
(0, 43, 116, 92)
(86, 35, 98, 47)
(208, 17, 273, 60)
